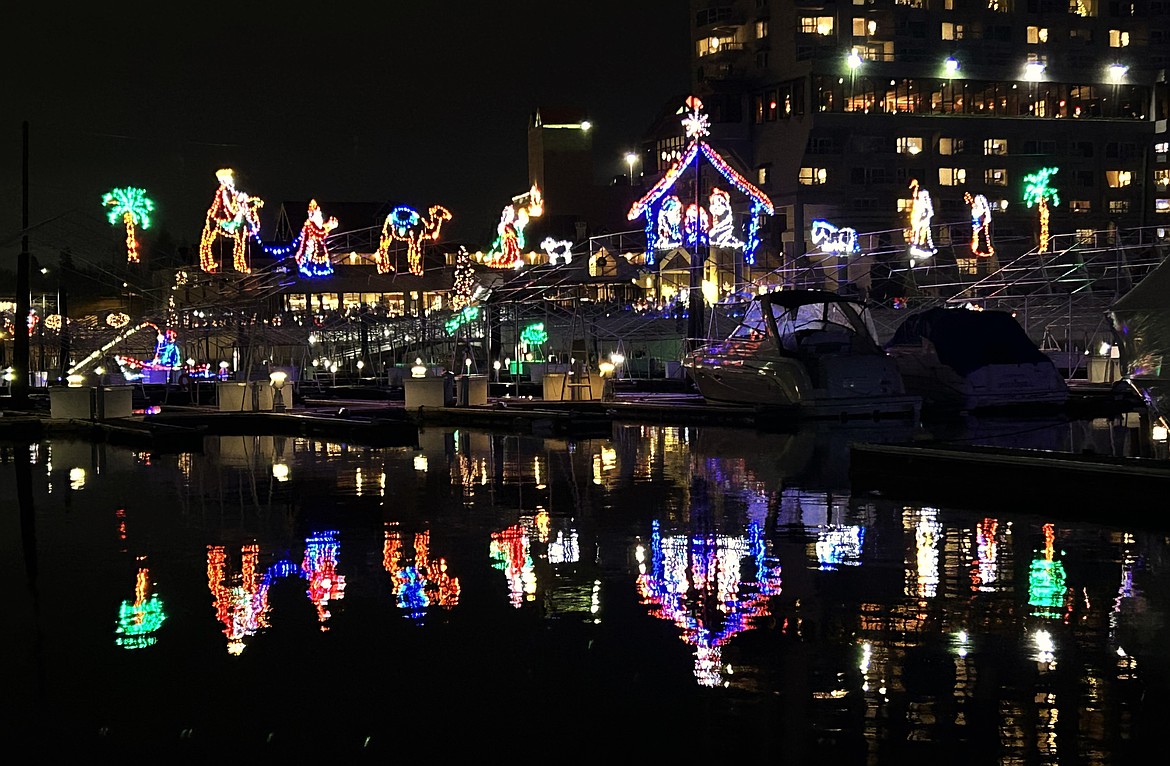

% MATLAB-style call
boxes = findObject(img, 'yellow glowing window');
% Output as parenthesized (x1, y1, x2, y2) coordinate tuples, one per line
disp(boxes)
(799, 167, 828, 185)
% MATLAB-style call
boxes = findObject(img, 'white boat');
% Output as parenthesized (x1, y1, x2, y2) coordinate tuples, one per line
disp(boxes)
(683, 289, 921, 418)
(884, 306, 1069, 412)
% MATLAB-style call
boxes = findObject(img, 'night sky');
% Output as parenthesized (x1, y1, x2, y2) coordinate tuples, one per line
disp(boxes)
(2, 3, 691, 268)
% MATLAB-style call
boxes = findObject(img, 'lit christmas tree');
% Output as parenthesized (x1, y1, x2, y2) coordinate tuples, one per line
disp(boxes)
(450, 246, 476, 310)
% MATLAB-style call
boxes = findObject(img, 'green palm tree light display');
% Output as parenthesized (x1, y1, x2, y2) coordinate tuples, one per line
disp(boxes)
(102, 186, 155, 263)
(1022, 167, 1060, 253)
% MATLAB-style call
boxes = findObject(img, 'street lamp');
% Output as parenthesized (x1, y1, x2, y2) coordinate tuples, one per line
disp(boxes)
(847, 49, 862, 110)
(269, 370, 288, 412)
(625, 152, 639, 185)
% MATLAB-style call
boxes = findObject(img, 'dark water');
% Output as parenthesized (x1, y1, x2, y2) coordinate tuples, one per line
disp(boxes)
(3, 416, 1168, 762)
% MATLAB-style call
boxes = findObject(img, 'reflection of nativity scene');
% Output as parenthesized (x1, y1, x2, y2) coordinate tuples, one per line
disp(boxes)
(629, 96, 773, 267)
(636, 519, 783, 687)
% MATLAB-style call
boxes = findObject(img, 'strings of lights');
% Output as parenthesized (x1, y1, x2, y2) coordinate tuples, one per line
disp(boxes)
(375, 204, 452, 276)
(628, 97, 773, 266)
(102, 186, 154, 264)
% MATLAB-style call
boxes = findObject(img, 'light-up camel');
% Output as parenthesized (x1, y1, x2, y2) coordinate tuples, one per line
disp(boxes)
(375, 204, 452, 275)
(199, 168, 264, 274)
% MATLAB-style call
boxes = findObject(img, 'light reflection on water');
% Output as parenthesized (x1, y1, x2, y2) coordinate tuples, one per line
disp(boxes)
(2, 418, 1168, 760)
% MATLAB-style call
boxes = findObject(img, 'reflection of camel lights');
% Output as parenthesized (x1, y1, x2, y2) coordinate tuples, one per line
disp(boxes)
(635, 519, 782, 687)
(375, 204, 452, 276)
(383, 527, 460, 621)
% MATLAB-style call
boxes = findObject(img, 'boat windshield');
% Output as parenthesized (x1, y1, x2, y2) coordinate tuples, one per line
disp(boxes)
(774, 300, 877, 352)
(728, 299, 771, 339)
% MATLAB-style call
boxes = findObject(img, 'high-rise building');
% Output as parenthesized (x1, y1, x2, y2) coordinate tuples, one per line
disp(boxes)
(686, 0, 1168, 277)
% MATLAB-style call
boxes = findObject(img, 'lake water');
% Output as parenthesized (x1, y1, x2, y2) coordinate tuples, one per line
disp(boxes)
(3, 416, 1168, 761)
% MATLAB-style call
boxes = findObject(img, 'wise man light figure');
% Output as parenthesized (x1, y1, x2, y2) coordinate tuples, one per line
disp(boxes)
(965, 191, 995, 257)
(294, 200, 339, 278)
(907, 179, 937, 261)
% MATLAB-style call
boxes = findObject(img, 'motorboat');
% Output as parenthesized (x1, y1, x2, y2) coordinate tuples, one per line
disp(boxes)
(884, 306, 1069, 412)
(682, 289, 921, 418)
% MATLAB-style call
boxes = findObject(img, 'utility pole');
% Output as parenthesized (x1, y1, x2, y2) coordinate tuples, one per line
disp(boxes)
(12, 121, 31, 409)
(687, 158, 705, 348)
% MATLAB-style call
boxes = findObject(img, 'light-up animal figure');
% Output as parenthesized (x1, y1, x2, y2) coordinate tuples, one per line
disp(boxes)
(375, 204, 452, 276)
(965, 191, 995, 257)
(153, 328, 181, 368)
(484, 184, 543, 269)
(707, 188, 743, 248)
(810, 219, 859, 255)
(294, 199, 339, 277)
(541, 237, 573, 265)
(199, 168, 264, 274)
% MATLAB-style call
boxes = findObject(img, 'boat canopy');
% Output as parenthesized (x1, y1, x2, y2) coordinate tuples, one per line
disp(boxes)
(886, 307, 1052, 375)
(730, 290, 879, 352)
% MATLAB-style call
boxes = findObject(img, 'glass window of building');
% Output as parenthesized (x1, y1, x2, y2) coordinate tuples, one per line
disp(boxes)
(984, 139, 1008, 155)
(756, 19, 769, 39)
(1106, 170, 1133, 187)
(1109, 29, 1130, 46)
(1155, 198, 1170, 213)
(757, 165, 770, 186)
(1069, 0, 1095, 17)
(986, 169, 1008, 185)
(1070, 199, 1092, 213)
(942, 23, 965, 40)
(1108, 200, 1130, 213)
(800, 17, 834, 35)
(939, 168, 967, 185)
(1027, 26, 1049, 43)
(898, 137, 924, 155)
(799, 167, 828, 185)
(1154, 169, 1170, 188)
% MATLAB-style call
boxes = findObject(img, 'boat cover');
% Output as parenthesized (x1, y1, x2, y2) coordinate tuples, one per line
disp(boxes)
(1110, 254, 1170, 380)
(885, 307, 1053, 375)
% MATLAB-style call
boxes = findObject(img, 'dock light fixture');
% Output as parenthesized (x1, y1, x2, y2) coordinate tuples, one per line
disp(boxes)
(269, 370, 288, 412)
(66, 374, 85, 388)
(411, 357, 427, 378)
(272, 463, 290, 482)
(1153, 423, 1167, 443)
(357, 360, 365, 373)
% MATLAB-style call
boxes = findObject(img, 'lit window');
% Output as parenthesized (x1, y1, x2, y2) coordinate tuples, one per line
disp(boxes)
(756, 19, 769, 39)
(939, 168, 967, 185)
(986, 169, 1008, 186)
(1109, 29, 1130, 47)
(853, 18, 867, 36)
(1108, 200, 1130, 213)
(1069, 0, 1093, 18)
(984, 139, 1008, 156)
(942, 23, 964, 40)
(1156, 142, 1169, 154)
(938, 138, 964, 156)
(898, 137, 924, 155)
(1070, 200, 1092, 213)
(1156, 198, 1170, 213)
(1154, 169, 1170, 188)
(1027, 26, 1049, 44)
(757, 166, 769, 185)
(1106, 170, 1133, 188)
(799, 167, 828, 185)
(800, 16, 834, 35)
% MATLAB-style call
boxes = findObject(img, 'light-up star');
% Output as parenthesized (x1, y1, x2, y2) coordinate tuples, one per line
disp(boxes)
(681, 96, 710, 139)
